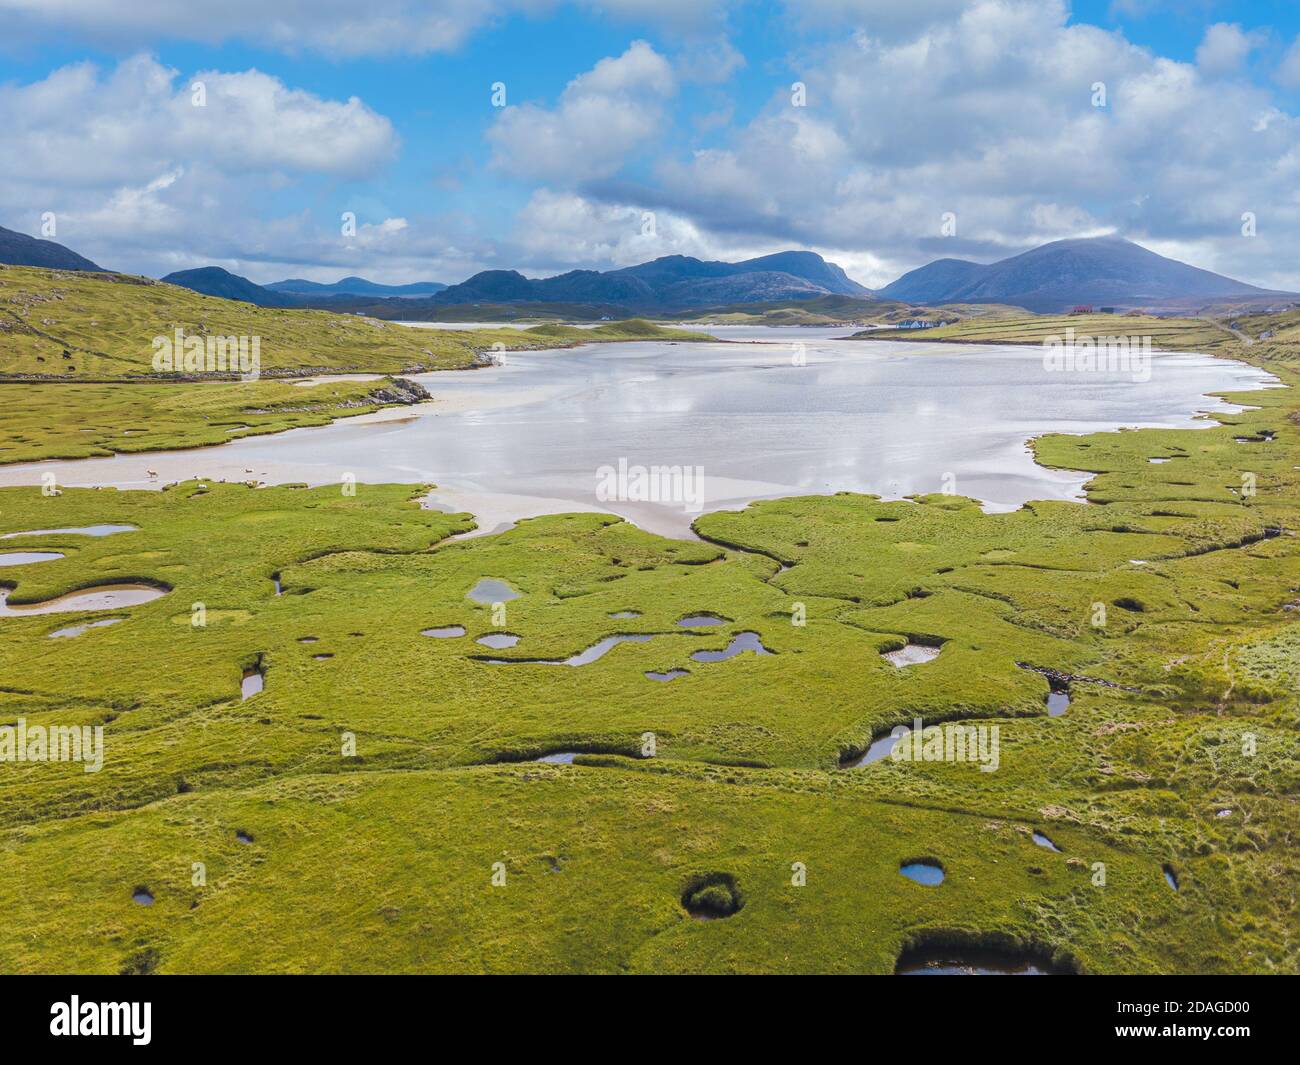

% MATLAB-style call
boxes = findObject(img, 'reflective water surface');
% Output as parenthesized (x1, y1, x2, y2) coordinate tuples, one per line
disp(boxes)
(0, 333, 1276, 538)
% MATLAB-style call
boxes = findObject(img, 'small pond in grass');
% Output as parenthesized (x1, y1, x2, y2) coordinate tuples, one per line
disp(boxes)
(482, 632, 653, 666)
(1032, 831, 1062, 852)
(467, 578, 520, 604)
(421, 625, 466, 638)
(482, 628, 774, 669)
(896, 947, 1061, 975)
(50, 617, 124, 639)
(690, 631, 772, 662)
(899, 861, 945, 886)
(842, 728, 911, 768)
(476, 633, 520, 649)
(563, 633, 650, 666)
(882, 643, 941, 667)
(0, 551, 64, 566)
(0, 584, 166, 617)
(241, 668, 264, 700)
(0, 524, 136, 539)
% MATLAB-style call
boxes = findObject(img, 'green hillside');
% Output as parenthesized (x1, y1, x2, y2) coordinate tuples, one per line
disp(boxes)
(0, 266, 709, 465)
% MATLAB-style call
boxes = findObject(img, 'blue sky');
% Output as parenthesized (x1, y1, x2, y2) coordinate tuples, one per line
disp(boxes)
(2, 1, 1299, 290)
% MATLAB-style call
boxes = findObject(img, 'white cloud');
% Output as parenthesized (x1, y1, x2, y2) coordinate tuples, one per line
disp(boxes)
(130, 207, 505, 288)
(0, 54, 397, 190)
(0, 0, 497, 56)
(186, 71, 400, 177)
(0, 55, 400, 276)
(506, 188, 860, 277)
(782, 0, 976, 38)
(0, 0, 733, 57)
(1195, 23, 1257, 77)
(488, 41, 675, 183)
(675, 36, 746, 83)
(511, 189, 710, 270)
(6, 0, 1300, 295)
(586, 0, 733, 29)
(628, 0, 1300, 290)
(1276, 36, 1300, 89)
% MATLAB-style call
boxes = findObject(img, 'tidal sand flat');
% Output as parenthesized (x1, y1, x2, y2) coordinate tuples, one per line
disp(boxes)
(0, 336, 1275, 538)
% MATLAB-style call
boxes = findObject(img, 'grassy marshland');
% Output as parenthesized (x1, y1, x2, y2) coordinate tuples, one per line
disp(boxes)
(0, 379, 430, 465)
(0, 314, 1296, 971)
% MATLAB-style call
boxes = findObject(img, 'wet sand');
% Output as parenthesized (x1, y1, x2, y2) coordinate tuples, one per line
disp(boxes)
(0, 335, 1278, 540)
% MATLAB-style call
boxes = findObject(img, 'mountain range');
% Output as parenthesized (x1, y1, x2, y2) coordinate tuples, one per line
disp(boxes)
(157, 269, 447, 307)
(264, 276, 447, 299)
(433, 251, 868, 308)
(159, 266, 301, 307)
(1, 224, 1291, 316)
(147, 250, 869, 313)
(878, 236, 1278, 311)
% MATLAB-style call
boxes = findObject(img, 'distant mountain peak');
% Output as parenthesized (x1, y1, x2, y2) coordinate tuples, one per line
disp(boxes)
(878, 235, 1277, 312)
(161, 266, 296, 307)
(164, 268, 451, 306)
(0, 224, 103, 272)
